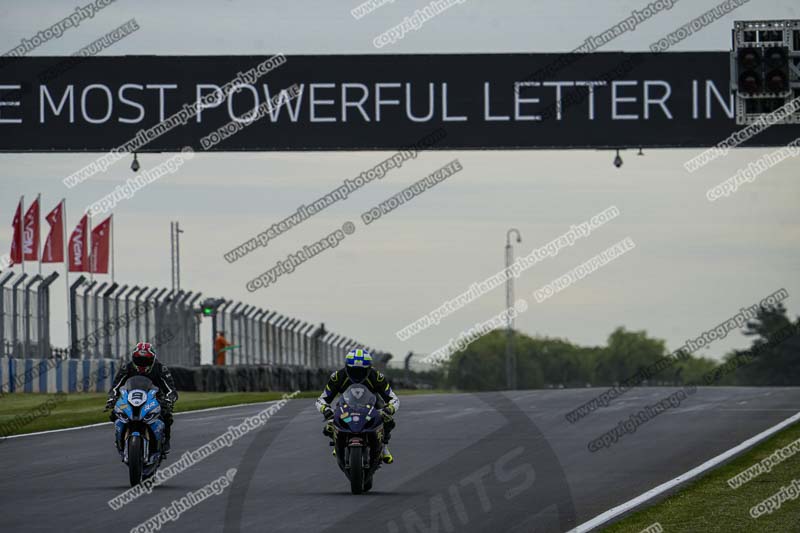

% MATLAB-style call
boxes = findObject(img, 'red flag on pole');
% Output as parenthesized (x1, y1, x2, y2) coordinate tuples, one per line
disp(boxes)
(42, 201, 65, 263)
(23, 196, 40, 261)
(9, 198, 23, 266)
(90, 215, 112, 274)
(68, 214, 89, 272)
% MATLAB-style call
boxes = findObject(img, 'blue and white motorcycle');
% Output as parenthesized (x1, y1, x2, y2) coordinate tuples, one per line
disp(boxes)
(111, 375, 165, 486)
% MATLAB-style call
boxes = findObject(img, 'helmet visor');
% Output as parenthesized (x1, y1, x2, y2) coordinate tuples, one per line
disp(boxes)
(346, 365, 369, 383)
(132, 354, 154, 371)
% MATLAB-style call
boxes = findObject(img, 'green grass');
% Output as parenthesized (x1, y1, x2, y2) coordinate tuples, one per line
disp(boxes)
(0, 389, 449, 437)
(603, 420, 800, 532)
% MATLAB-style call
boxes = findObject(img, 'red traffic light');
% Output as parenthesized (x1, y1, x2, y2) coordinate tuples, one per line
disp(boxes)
(739, 72, 761, 93)
(764, 47, 788, 69)
(765, 70, 788, 93)
(738, 48, 761, 69)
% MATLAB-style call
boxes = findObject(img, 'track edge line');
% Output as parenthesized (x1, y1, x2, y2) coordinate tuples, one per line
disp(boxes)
(566, 410, 800, 532)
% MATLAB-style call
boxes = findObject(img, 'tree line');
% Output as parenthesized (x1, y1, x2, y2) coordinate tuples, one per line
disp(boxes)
(400, 303, 800, 391)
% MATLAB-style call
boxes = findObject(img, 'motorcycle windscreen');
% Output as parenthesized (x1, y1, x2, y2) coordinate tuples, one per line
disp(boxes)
(122, 375, 157, 393)
(341, 384, 376, 409)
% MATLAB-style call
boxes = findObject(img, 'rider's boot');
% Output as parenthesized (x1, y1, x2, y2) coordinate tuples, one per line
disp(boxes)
(162, 425, 172, 455)
(323, 421, 335, 456)
(381, 444, 393, 464)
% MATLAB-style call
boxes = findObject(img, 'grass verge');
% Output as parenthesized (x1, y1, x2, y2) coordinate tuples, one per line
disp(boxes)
(603, 419, 800, 532)
(0, 389, 450, 437)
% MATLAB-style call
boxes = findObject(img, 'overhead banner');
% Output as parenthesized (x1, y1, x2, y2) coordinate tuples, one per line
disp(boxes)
(0, 53, 798, 152)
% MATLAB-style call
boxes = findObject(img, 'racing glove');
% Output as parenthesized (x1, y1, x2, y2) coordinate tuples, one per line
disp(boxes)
(105, 396, 116, 410)
(379, 408, 394, 423)
(320, 403, 334, 420)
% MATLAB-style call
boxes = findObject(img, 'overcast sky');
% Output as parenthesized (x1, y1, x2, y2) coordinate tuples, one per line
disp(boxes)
(1, 0, 798, 366)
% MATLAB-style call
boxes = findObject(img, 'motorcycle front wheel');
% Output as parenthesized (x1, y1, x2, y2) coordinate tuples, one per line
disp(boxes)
(128, 435, 144, 487)
(349, 447, 364, 494)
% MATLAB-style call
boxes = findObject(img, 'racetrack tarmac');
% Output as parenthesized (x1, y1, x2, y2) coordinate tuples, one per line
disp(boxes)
(1, 387, 798, 532)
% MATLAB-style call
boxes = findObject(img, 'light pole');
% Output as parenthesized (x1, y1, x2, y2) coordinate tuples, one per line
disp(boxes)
(170, 221, 184, 292)
(505, 228, 521, 390)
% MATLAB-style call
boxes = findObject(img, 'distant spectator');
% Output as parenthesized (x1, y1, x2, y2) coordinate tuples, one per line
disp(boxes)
(214, 331, 230, 365)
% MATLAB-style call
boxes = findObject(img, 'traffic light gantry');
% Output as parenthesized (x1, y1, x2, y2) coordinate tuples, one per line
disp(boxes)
(731, 19, 800, 124)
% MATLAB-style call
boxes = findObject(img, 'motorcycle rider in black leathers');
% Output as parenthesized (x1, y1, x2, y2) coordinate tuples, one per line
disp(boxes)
(315, 348, 399, 464)
(106, 342, 178, 453)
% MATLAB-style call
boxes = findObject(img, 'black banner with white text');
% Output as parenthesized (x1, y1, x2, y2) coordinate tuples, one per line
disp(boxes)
(1, 52, 798, 151)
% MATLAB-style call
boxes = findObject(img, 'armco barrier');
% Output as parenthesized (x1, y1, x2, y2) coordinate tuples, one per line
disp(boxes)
(0, 356, 121, 394)
(0, 357, 423, 394)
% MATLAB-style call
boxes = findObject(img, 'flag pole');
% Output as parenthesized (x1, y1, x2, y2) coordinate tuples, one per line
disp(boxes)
(111, 214, 115, 284)
(37, 193, 42, 276)
(19, 195, 25, 276)
(62, 199, 70, 359)
(88, 214, 93, 284)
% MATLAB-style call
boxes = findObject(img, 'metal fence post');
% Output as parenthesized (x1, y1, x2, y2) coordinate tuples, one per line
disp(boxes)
(334, 334, 346, 368)
(228, 303, 243, 365)
(310, 323, 327, 369)
(68, 276, 86, 358)
(296, 321, 308, 366)
(239, 305, 251, 365)
(0, 272, 15, 353)
(10, 274, 28, 358)
(264, 311, 278, 364)
(258, 311, 269, 364)
(91, 282, 108, 359)
(152, 288, 168, 353)
(80, 281, 97, 359)
(216, 300, 231, 365)
(115, 285, 131, 358)
(294, 321, 306, 366)
(285, 319, 294, 366)
(143, 287, 159, 341)
(111, 284, 127, 359)
(246, 308, 260, 365)
(251, 309, 265, 365)
(338, 337, 352, 365)
(297, 322, 307, 367)
(37, 272, 59, 359)
(301, 323, 314, 367)
(272, 315, 285, 365)
(277, 316, 291, 365)
(124, 285, 140, 353)
(133, 286, 149, 342)
(23, 274, 41, 358)
(289, 318, 301, 366)
(186, 293, 202, 366)
(100, 282, 118, 359)
(217, 300, 229, 339)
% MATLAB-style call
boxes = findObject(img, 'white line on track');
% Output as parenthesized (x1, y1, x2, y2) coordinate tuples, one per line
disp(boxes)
(0, 398, 292, 440)
(567, 410, 800, 532)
